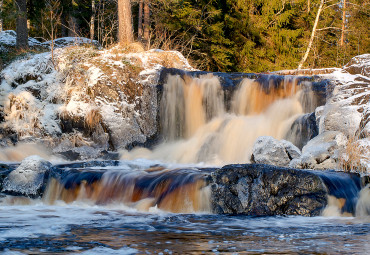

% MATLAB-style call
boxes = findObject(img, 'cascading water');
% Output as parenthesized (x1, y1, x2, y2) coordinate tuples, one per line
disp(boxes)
(41, 166, 211, 213)
(124, 73, 318, 165)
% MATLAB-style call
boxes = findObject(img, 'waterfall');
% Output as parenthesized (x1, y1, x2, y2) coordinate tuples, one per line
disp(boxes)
(160, 74, 225, 140)
(124, 73, 318, 165)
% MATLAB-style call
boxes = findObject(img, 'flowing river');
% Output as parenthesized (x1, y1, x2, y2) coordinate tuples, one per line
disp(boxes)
(1, 74, 369, 254)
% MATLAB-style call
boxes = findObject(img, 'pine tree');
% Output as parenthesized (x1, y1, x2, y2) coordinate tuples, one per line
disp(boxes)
(118, 0, 133, 45)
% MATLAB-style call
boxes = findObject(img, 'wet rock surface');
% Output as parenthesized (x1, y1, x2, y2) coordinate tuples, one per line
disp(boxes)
(285, 112, 319, 149)
(210, 164, 328, 216)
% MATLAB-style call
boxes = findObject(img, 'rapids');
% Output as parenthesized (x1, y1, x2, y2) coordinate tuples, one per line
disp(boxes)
(1, 159, 369, 254)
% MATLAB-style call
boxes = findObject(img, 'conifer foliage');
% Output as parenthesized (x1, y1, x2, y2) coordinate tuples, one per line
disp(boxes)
(0, 0, 369, 71)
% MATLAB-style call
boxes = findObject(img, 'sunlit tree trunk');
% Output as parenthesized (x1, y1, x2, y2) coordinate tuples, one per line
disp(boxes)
(90, 0, 96, 41)
(143, 0, 150, 45)
(298, 0, 324, 70)
(138, 0, 143, 41)
(340, 0, 346, 47)
(15, 0, 28, 49)
(118, 0, 133, 45)
(0, 0, 3, 32)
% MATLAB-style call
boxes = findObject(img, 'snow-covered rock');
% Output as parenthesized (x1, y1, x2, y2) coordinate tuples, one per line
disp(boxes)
(2, 156, 52, 197)
(0, 44, 195, 160)
(289, 131, 347, 170)
(0, 52, 63, 138)
(343, 54, 370, 77)
(41, 37, 100, 49)
(251, 136, 301, 167)
(316, 105, 362, 137)
(316, 57, 370, 173)
(0, 30, 100, 51)
(0, 30, 42, 49)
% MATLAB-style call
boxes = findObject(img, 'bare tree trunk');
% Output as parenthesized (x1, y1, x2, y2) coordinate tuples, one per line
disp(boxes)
(340, 0, 346, 47)
(15, 0, 28, 49)
(90, 0, 96, 41)
(298, 0, 324, 70)
(307, 0, 310, 13)
(138, 0, 143, 41)
(118, 0, 133, 45)
(143, 0, 150, 45)
(0, 0, 3, 32)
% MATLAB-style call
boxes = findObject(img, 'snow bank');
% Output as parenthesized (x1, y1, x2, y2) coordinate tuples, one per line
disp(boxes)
(316, 55, 370, 173)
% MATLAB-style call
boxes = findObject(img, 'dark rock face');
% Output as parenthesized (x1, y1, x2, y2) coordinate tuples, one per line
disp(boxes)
(285, 112, 319, 150)
(210, 164, 328, 216)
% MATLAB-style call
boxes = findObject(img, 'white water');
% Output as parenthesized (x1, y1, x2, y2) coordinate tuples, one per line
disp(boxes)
(122, 74, 314, 165)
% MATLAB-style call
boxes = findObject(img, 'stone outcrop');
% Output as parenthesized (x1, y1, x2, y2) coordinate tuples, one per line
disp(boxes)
(315, 105, 362, 138)
(2, 156, 53, 197)
(0, 45, 194, 159)
(250, 136, 301, 167)
(289, 131, 347, 170)
(210, 164, 328, 216)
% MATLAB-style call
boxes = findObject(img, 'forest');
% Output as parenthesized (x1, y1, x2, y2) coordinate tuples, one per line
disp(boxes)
(1, 0, 369, 72)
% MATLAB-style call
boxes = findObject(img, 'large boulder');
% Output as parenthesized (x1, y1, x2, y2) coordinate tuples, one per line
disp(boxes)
(250, 136, 301, 167)
(2, 156, 52, 197)
(289, 131, 347, 170)
(316, 105, 362, 138)
(210, 164, 328, 216)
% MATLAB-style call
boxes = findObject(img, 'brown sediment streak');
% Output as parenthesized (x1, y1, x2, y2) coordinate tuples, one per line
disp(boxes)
(233, 78, 300, 115)
(158, 179, 210, 213)
(183, 76, 206, 138)
(43, 169, 211, 213)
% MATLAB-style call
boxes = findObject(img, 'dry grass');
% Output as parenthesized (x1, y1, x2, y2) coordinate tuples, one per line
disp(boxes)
(339, 131, 369, 173)
(108, 42, 145, 55)
(124, 42, 145, 53)
(85, 108, 102, 131)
